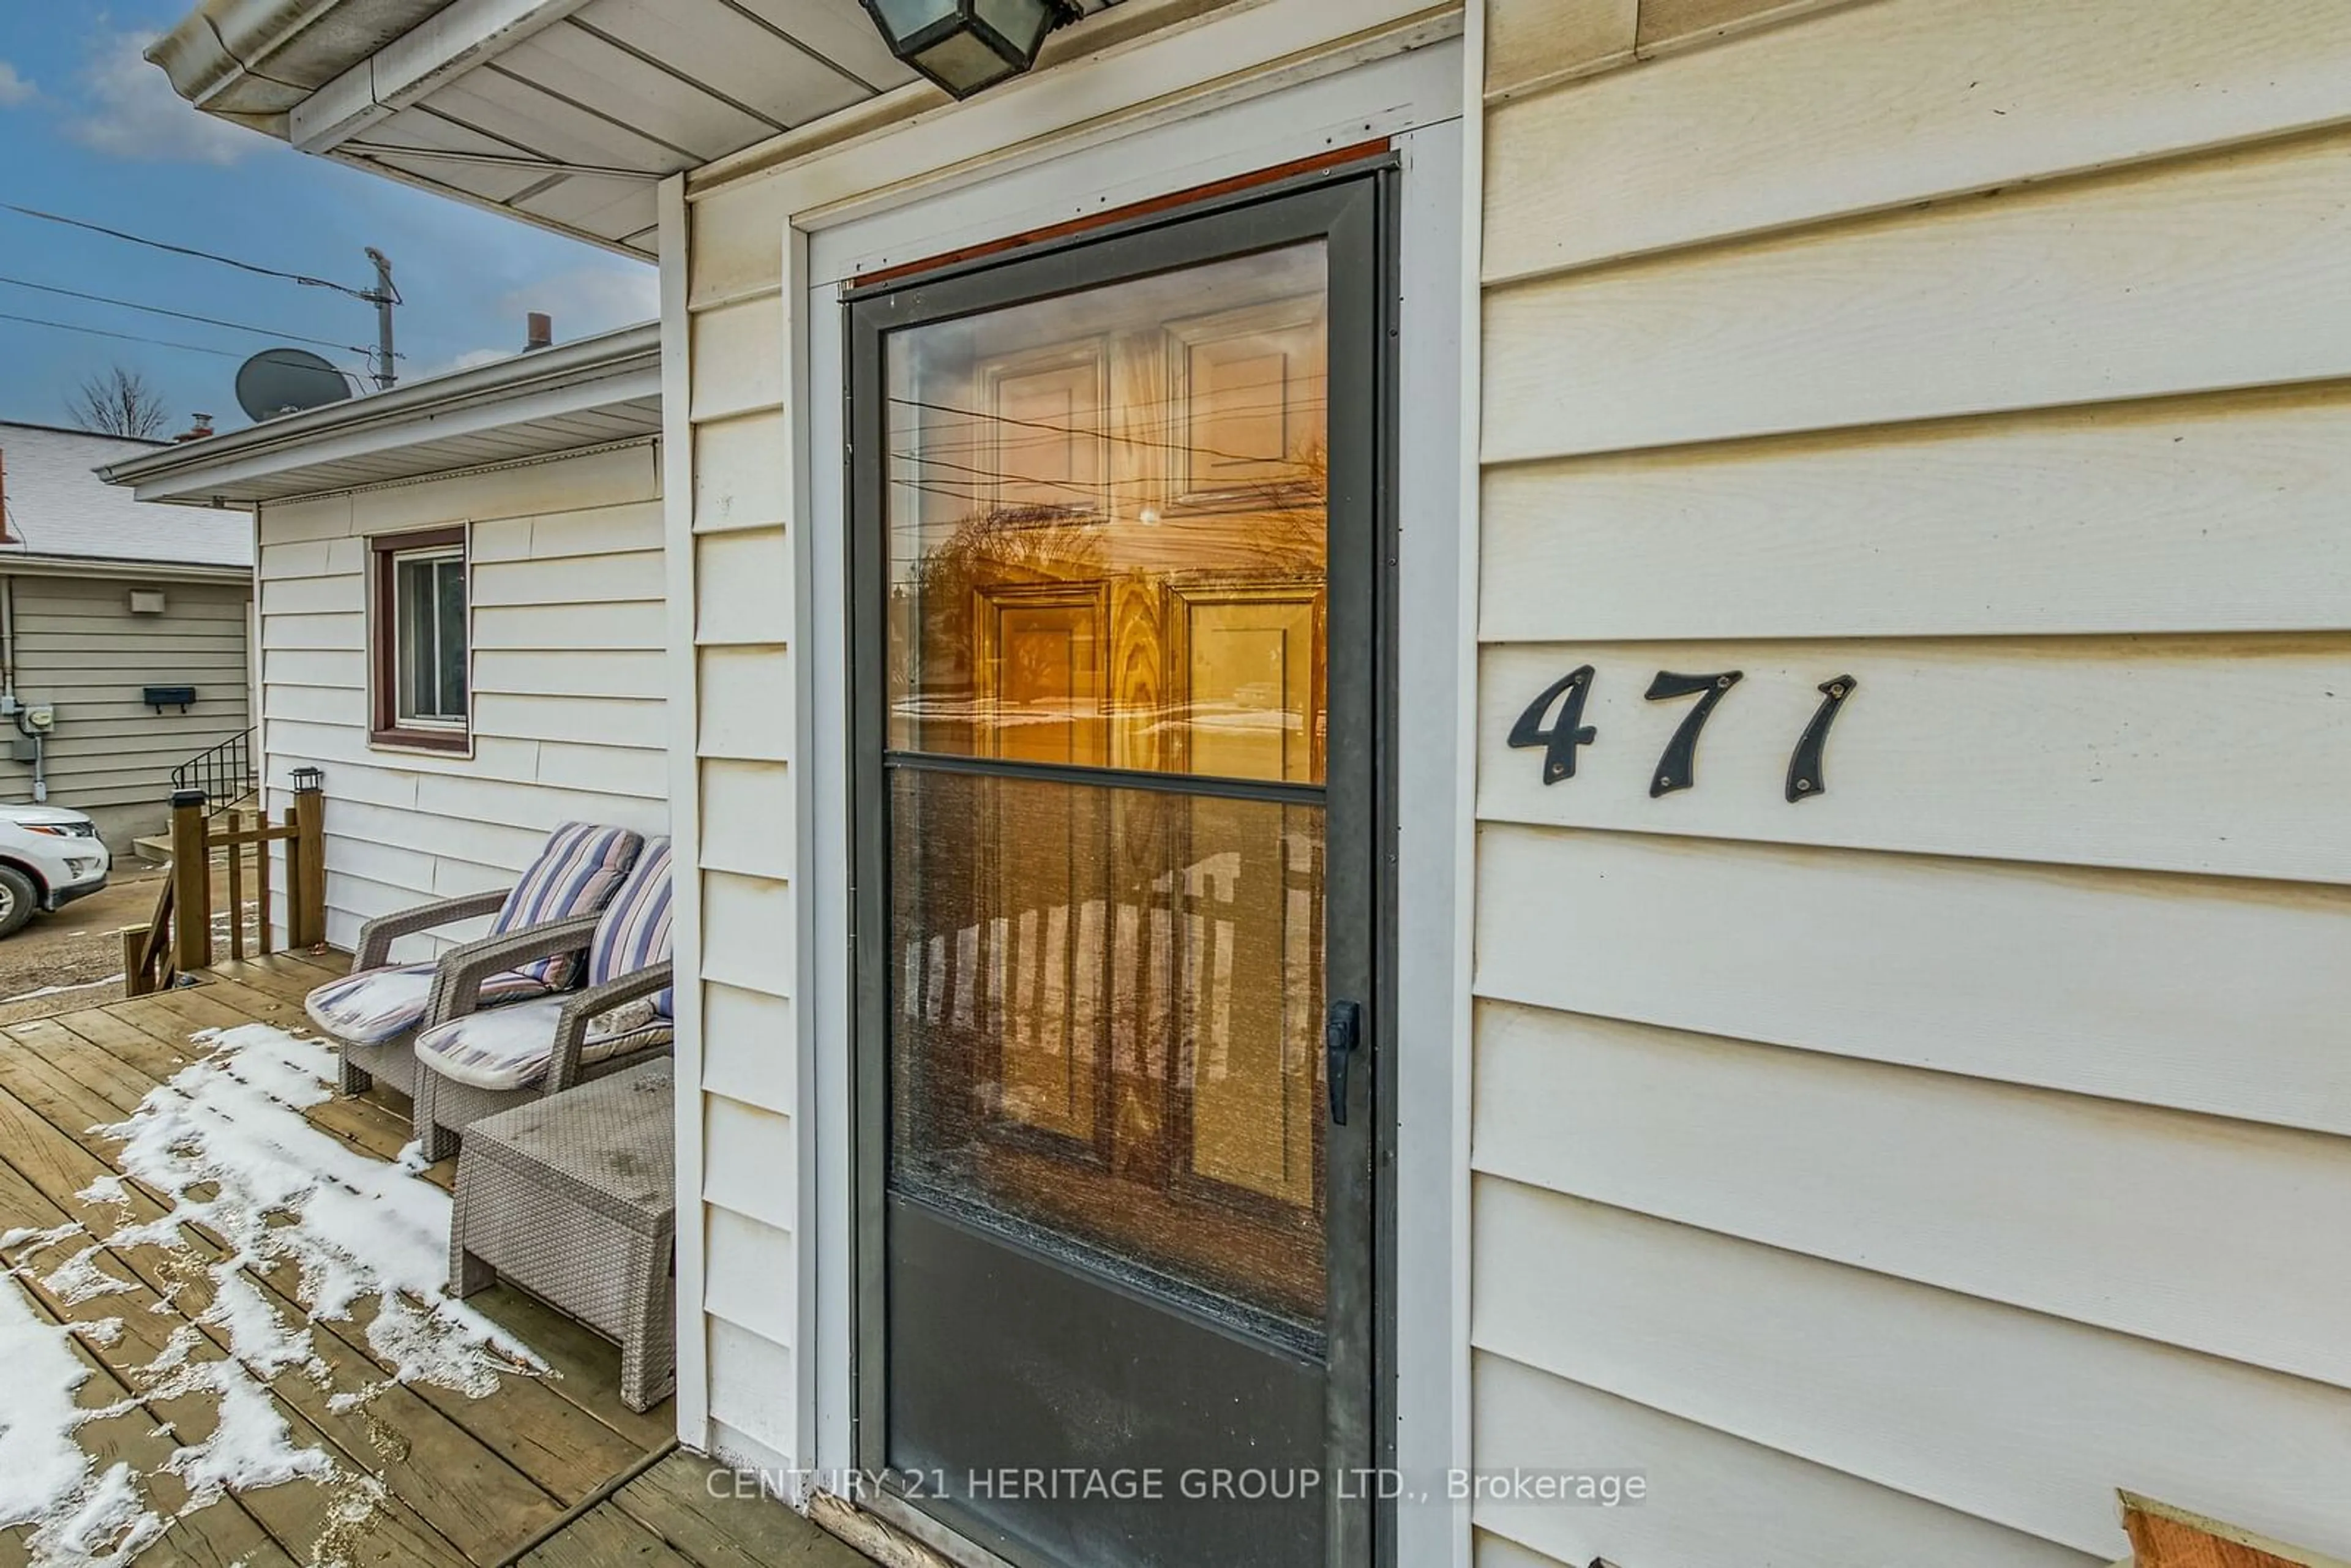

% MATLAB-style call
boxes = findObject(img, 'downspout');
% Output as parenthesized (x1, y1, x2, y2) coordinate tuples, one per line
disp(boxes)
(1, 570, 15, 703)
(0, 574, 40, 802)
(0, 443, 12, 704)
(0, 451, 36, 801)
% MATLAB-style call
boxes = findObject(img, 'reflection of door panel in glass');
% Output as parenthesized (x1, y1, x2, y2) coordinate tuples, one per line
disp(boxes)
(983, 347, 1108, 515)
(975, 584, 1108, 765)
(1167, 299, 1327, 511)
(1171, 587, 1324, 784)
(975, 586, 1106, 1145)
(889, 249, 1327, 766)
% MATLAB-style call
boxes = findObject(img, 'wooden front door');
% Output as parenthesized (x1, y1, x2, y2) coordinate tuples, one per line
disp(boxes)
(851, 176, 1388, 1568)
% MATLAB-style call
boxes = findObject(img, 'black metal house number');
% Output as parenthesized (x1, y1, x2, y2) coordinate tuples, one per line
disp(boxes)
(1509, 669, 1857, 803)
(1643, 670, 1742, 797)
(1505, 664, 1597, 784)
(1784, 675, 1856, 804)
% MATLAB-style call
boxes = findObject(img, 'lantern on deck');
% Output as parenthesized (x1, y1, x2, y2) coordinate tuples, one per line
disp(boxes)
(859, 0, 1082, 99)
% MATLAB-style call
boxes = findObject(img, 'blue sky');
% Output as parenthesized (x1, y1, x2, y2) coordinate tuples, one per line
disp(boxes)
(0, 5, 657, 434)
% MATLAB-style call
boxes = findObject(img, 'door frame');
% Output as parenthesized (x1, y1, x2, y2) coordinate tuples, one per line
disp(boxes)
(842, 164, 1399, 1568)
(758, 39, 1470, 1568)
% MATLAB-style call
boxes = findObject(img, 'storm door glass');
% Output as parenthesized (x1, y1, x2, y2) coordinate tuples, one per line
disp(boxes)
(883, 242, 1331, 1329)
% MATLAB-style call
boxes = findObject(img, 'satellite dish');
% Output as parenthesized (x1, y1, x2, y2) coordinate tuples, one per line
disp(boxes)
(235, 348, 353, 421)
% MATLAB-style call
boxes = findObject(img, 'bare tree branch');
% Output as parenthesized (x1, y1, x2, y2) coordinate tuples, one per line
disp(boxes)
(66, 364, 168, 440)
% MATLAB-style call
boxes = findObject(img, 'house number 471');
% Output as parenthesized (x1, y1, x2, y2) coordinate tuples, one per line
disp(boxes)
(1508, 669, 1856, 804)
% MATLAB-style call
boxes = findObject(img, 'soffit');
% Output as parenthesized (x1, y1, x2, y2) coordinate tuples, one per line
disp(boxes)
(290, 0, 1127, 255)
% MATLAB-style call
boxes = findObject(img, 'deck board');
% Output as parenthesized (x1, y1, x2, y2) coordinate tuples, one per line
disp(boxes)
(615, 1455, 877, 1568)
(0, 1071, 550, 1566)
(0, 1029, 612, 1547)
(0, 953, 871, 1568)
(517, 1504, 703, 1568)
(0, 1126, 464, 1568)
(0, 1160, 293, 1568)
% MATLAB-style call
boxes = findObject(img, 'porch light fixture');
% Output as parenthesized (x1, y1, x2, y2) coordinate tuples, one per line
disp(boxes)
(860, 0, 1083, 99)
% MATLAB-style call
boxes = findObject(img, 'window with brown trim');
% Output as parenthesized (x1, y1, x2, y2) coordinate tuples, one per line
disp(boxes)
(369, 525, 470, 752)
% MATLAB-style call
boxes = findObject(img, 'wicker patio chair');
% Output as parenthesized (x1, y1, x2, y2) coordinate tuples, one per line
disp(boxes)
(305, 822, 644, 1098)
(411, 838, 675, 1161)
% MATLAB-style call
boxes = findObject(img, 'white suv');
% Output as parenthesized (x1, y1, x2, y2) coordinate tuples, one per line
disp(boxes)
(0, 805, 111, 937)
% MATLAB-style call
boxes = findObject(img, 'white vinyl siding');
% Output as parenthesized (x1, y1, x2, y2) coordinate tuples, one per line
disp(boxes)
(2, 574, 253, 823)
(668, 172, 804, 1472)
(253, 443, 668, 953)
(1469, 2, 2351, 1566)
(671, 317, 800, 1471)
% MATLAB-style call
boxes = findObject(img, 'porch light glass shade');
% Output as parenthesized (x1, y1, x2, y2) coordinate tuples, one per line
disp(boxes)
(861, 0, 1065, 98)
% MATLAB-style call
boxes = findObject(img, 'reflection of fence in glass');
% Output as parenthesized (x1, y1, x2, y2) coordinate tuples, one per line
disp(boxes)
(889, 766, 1326, 1321)
(896, 828, 1324, 1207)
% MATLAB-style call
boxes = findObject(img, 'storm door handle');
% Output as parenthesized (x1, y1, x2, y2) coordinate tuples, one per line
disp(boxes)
(1325, 1000, 1361, 1127)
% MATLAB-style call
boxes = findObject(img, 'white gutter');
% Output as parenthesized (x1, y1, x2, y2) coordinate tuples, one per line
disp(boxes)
(146, 0, 465, 132)
(288, 0, 594, 153)
(0, 555, 254, 584)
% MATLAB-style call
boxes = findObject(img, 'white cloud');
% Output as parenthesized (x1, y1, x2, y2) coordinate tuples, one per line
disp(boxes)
(65, 30, 265, 165)
(0, 60, 36, 107)
(497, 265, 659, 340)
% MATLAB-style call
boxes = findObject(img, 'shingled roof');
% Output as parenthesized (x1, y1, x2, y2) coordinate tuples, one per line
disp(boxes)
(0, 422, 252, 569)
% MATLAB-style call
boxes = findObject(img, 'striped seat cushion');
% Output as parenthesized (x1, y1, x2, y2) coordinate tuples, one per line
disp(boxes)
(414, 996, 673, 1092)
(491, 822, 644, 988)
(305, 963, 550, 1048)
(588, 838, 673, 994)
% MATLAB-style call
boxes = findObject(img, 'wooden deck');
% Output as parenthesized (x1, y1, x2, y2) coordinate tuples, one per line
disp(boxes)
(0, 951, 870, 1568)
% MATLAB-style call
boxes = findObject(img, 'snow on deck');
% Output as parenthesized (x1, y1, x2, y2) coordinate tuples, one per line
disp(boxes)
(0, 955, 670, 1568)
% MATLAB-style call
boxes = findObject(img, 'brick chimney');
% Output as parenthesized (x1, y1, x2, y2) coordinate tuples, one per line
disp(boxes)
(525, 312, 553, 351)
(173, 413, 215, 443)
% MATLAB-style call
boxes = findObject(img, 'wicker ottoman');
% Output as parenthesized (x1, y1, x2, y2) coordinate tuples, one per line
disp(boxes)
(449, 1059, 677, 1411)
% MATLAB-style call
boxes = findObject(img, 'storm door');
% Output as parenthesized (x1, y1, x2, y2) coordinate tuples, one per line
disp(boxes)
(849, 174, 1387, 1568)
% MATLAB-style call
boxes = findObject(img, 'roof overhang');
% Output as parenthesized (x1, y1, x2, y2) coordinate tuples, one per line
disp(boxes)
(99, 321, 659, 506)
(146, 0, 1137, 256)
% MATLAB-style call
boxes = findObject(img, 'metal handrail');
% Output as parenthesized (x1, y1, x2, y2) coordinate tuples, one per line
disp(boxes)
(170, 727, 257, 817)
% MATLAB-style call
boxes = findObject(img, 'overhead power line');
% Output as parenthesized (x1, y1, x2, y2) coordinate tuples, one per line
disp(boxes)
(0, 309, 243, 359)
(1, 204, 398, 304)
(0, 273, 379, 358)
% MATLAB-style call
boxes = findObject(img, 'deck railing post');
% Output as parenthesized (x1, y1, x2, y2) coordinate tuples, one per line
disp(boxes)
(291, 780, 326, 950)
(225, 808, 246, 961)
(119, 925, 148, 997)
(168, 787, 211, 973)
(257, 817, 274, 956)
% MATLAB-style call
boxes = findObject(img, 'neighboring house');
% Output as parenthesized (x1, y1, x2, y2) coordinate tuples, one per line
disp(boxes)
(100, 326, 666, 958)
(0, 421, 253, 850)
(141, 4, 2351, 1568)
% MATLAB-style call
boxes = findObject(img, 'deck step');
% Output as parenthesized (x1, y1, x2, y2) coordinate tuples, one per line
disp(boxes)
(132, 795, 268, 864)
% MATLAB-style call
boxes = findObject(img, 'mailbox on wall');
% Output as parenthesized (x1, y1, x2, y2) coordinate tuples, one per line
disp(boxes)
(143, 686, 197, 714)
